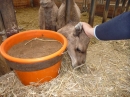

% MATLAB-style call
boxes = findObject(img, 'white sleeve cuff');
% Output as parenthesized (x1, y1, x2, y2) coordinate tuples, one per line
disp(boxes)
(94, 25, 100, 40)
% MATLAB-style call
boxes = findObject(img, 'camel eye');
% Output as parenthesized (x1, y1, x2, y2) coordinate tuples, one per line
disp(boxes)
(76, 48, 84, 53)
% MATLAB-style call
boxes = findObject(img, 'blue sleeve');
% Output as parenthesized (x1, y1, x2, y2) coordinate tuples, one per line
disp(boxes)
(95, 11, 130, 40)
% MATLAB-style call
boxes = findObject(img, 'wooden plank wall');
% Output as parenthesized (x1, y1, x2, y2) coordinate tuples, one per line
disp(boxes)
(12, 0, 121, 17)
(32, 0, 84, 8)
(13, 0, 31, 7)
(13, 0, 84, 11)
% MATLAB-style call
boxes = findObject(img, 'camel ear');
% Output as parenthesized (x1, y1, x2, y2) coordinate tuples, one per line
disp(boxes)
(73, 22, 83, 36)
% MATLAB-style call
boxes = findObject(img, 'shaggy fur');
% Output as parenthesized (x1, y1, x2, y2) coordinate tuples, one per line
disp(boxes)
(58, 22, 90, 68)
(57, 0, 90, 68)
(56, 0, 81, 30)
(39, 0, 58, 31)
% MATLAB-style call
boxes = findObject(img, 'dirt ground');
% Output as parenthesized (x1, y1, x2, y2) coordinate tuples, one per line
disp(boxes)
(15, 7, 39, 31)
(8, 38, 62, 58)
(0, 7, 130, 96)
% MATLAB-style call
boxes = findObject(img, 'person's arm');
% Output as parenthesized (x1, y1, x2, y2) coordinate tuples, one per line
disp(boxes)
(82, 12, 130, 40)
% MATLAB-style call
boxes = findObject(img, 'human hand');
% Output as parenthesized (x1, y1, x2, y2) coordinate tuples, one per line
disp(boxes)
(81, 22, 94, 38)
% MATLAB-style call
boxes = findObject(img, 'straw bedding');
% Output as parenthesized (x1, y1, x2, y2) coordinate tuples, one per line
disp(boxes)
(0, 7, 130, 97)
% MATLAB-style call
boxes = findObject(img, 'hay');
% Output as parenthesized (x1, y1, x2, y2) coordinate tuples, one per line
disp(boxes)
(0, 40, 130, 96)
(0, 7, 130, 96)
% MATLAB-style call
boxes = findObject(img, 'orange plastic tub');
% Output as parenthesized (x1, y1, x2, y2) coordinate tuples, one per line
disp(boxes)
(0, 30, 67, 85)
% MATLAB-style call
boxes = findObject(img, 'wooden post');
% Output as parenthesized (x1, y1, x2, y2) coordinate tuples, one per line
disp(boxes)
(0, 11, 7, 41)
(112, 0, 120, 18)
(88, 0, 96, 26)
(65, 0, 71, 24)
(0, 0, 19, 38)
(0, 55, 11, 76)
(102, 0, 110, 23)
(0, 0, 19, 76)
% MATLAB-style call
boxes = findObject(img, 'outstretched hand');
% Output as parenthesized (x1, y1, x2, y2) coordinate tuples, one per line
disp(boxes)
(81, 22, 94, 38)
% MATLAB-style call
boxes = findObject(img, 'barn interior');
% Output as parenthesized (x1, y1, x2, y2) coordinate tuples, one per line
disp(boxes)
(0, 0, 130, 96)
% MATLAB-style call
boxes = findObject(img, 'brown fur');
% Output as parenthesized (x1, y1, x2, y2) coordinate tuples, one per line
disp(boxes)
(39, 0, 58, 31)
(57, 0, 90, 68)
(58, 22, 90, 68)
(56, 0, 81, 30)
